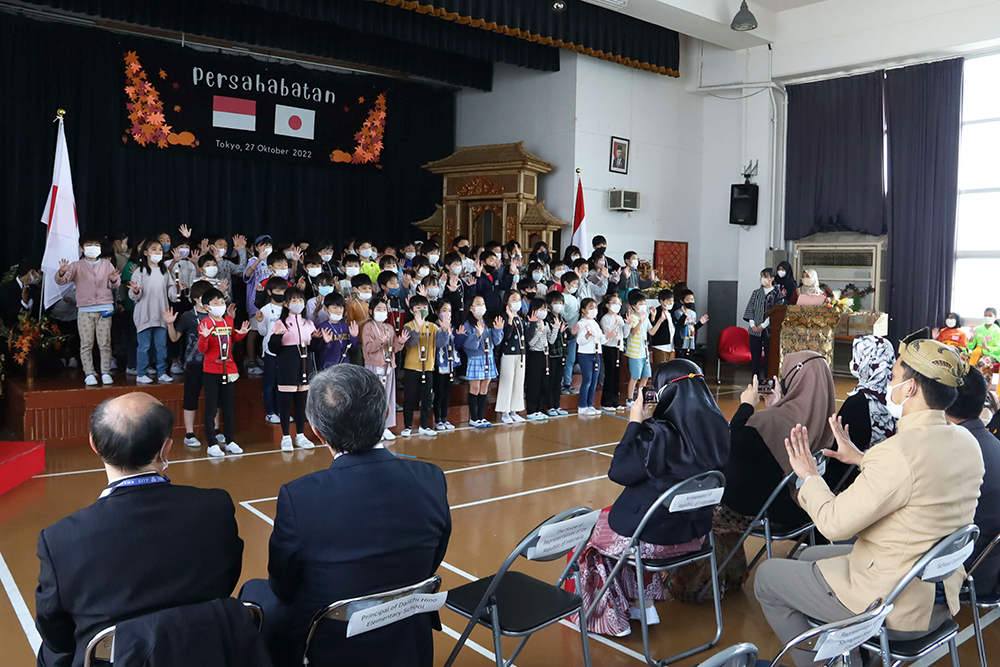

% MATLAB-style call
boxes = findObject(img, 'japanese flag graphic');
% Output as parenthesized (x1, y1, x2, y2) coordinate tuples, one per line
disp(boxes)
(274, 104, 315, 140)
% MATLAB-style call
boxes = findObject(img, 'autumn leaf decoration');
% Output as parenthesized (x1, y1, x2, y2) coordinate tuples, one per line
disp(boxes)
(123, 51, 196, 149)
(331, 92, 387, 164)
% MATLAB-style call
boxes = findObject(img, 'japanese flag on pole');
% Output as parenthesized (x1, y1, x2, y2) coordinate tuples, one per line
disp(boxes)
(40, 115, 80, 311)
(571, 175, 588, 257)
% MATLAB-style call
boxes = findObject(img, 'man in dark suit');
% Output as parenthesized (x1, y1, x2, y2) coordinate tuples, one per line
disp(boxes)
(0, 261, 41, 324)
(241, 364, 451, 667)
(946, 367, 1000, 597)
(35, 393, 244, 667)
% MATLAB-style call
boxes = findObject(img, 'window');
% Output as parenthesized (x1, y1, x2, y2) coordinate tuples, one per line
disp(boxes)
(953, 54, 1000, 318)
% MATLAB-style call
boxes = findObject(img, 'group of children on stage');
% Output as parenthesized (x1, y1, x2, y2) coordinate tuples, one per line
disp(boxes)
(50, 229, 710, 452)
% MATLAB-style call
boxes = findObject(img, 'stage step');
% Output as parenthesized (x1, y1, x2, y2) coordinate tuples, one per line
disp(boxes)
(0, 442, 45, 497)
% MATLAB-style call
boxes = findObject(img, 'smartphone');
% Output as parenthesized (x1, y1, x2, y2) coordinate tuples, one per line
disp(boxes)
(758, 378, 775, 394)
(642, 386, 658, 404)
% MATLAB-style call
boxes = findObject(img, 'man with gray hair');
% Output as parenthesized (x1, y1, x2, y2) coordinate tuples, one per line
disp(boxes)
(35, 392, 243, 667)
(241, 365, 451, 667)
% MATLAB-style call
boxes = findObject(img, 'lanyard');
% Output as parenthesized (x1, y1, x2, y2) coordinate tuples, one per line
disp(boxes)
(99, 474, 169, 499)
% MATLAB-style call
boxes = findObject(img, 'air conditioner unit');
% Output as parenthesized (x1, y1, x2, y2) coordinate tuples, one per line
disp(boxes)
(609, 189, 640, 212)
(792, 233, 888, 312)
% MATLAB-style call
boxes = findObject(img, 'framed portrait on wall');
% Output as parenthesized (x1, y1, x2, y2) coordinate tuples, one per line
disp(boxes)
(609, 136, 629, 174)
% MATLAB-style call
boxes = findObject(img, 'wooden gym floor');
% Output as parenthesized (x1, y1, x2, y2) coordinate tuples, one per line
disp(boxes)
(0, 373, 997, 666)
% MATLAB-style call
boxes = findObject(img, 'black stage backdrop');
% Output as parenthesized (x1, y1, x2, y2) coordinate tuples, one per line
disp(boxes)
(0, 14, 455, 269)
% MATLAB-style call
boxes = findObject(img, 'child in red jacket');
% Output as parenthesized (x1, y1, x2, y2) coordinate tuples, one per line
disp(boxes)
(196, 287, 250, 457)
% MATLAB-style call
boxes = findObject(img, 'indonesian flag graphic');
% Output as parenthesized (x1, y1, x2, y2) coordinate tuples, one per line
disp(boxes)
(274, 104, 315, 140)
(212, 95, 256, 132)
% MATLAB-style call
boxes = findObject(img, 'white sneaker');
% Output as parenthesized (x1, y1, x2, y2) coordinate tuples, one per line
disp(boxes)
(547, 408, 560, 417)
(435, 423, 448, 431)
(225, 442, 244, 455)
(68, 358, 78, 368)
(294, 434, 315, 449)
(157, 374, 173, 383)
(170, 362, 183, 374)
(216, 433, 226, 444)
(265, 414, 280, 424)
(247, 366, 264, 377)
(102, 374, 114, 385)
(382, 428, 396, 441)
(84, 374, 98, 386)
(501, 412, 514, 424)
(444, 421, 456, 430)
(629, 604, 660, 625)
(418, 427, 437, 437)
(183, 436, 201, 448)
(280, 435, 293, 451)
(136, 375, 153, 385)
(625, 399, 635, 408)
(510, 412, 525, 422)
(126, 367, 138, 376)
(399, 428, 413, 437)
(206, 444, 225, 458)
(602, 406, 617, 413)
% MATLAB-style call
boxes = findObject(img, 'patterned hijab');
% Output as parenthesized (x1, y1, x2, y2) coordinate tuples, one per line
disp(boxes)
(847, 335, 898, 445)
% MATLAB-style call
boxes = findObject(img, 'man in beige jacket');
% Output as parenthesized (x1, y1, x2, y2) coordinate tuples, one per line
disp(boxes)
(755, 339, 984, 666)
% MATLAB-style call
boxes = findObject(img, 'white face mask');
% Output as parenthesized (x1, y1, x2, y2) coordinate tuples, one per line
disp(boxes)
(885, 378, 913, 420)
(537, 309, 548, 320)
(360, 248, 374, 259)
(427, 253, 440, 264)
(259, 247, 272, 258)
(450, 265, 462, 276)
(760, 278, 771, 287)
(472, 305, 487, 318)
(552, 304, 564, 314)
(320, 253, 333, 262)
(373, 310, 388, 322)
(571, 255, 580, 262)
(428, 286, 441, 298)
(358, 291, 372, 302)
(509, 300, 522, 312)
(553, 269, 566, 279)
(638, 304, 648, 313)
(274, 268, 289, 278)
(178, 248, 190, 259)
(209, 305, 226, 318)
(405, 251, 416, 259)
(203, 265, 219, 278)
(83, 245, 101, 259)
(284, 251, 295, 259)
(629, 260, 638, 269)
(777, 269, 786, 278)
(585, 309, 597, 319)
(306, 267, 322, 277)
(328, 312, 343, 322)
(801, 276, 815, 287)
(417, 267, 430, 278)
(610, 303, 622, 314)
(345, 266, 360, 277)
(532, 272, 543, 281)
(148, 253, 162, 264)
(945, 318, 957, 328)
(216, 248, 227, 259)
(289, 302, 305, 314)
(567, 285, 578, 295)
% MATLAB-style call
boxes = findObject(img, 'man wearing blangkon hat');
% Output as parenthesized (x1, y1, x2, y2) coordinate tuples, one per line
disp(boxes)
(754, 339, 985, 666)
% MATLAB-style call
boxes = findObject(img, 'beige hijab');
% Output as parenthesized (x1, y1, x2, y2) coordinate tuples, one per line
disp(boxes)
(747, 350, 836, 475)
(799, 269, 822, 296)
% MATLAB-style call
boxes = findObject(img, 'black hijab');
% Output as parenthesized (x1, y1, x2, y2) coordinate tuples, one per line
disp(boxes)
(774, 260, 797, 305)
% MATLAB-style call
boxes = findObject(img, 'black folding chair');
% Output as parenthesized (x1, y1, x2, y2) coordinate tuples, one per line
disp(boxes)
(302, 574, 442, 666)
(775, 600, 892, 667)
(442, 507, 597, 667)
(695, 643, 759, 667)
(584, 471, 726, 667)
(962, 531, 1000, 667)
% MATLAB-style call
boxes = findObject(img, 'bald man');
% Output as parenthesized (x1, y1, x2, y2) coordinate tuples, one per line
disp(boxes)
(35, 393, 244, 667)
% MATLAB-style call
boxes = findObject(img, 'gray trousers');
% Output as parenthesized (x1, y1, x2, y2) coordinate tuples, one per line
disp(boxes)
(754, 545, 950, 666)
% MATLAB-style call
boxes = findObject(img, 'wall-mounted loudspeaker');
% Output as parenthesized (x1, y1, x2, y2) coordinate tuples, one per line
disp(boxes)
(729, 183, 758, 226)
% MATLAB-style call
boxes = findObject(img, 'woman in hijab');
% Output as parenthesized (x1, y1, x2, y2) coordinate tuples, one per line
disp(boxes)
(668, 351, 836, 601)
(795, 269, 825, 305)
(577, 359, 730, 637)
(773, 261, 797, 305)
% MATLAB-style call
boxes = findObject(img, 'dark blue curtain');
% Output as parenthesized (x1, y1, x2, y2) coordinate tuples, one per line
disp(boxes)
(885, 58, 964, 342)
(784, 71, 886, 240)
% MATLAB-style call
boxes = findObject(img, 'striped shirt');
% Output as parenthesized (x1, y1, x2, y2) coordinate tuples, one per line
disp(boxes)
(625, 312, 651, 359)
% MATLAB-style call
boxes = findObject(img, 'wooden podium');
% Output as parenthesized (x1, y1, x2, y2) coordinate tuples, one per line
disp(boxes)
(766, 305, 842, 378)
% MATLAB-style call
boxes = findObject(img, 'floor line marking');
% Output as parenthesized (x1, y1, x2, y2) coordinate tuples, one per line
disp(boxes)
(910, 606, 1000, 667)
(239, 500, 276, 526)
(450, 476, 609, 510)
(0, 549, 42, 655)
(586, 448, 615, 458)
(440, 623, 518, 665)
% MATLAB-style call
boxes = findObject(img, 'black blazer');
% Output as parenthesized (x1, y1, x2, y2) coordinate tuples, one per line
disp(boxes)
(266, 449, 451, 667)
(35, 480, 244, 667)
(497, 318, 525, 356)
(961, 419, 1000, 598)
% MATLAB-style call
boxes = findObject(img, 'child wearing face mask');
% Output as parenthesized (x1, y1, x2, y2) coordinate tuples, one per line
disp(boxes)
(474, 249, 510, 317)
(298, 253, 327, 300)
(935, 312, 967, 349)
(363, 296, 411, 441)
(524, 298, 558, 420)
(625, 290, 666, 408)
(55, 236, 121, 386)
(268, 288, 322, 451)
(166, 239, 197, 301)
(560, 272, 582, 394)
(400, 295, 448, 436)
(576, 298, 607, 415)
(305, 273, 336, 325)
(545, 292, 571, 417)
(197, 255, 227, 296)
(673, 289, 708, 360)
(649, 289, 676, 367)
(527, 262, 550, 297)
(495, 290, 528, 423)
(433, 303, 464, 431)
(463, 296, 504, 427)
(315, 293, 359, 370)
(255, 278, 289, 424)
(339, 254, 361, 298)
(377, 271, 407, 337)
(744, 268, 779, 380)
(356, 240, 381, 281)
(197, 288, 251, 457)
(242, 235, 275, 371)
(128, 240, 173, 384)
(599, 294, 629, 412)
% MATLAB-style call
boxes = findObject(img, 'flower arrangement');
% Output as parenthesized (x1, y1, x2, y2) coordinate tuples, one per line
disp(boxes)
(1, 313, 72, 365)
(642, 280, 677, 300)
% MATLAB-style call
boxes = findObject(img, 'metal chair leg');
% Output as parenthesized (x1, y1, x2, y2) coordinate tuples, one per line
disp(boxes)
(764, 518, 774, 559)
(443, 607, 484, 667)
(967, 578, 988, 667)
(635, 557, 656, 667)
(578, 602, 594, 667)
(717, 358, 722, 385)
(948, 637, 961, 667)
(490, 604, 505, 667)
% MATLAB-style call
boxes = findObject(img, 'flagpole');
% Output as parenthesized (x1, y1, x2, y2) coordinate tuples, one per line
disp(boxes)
(40, 109, 67, 320)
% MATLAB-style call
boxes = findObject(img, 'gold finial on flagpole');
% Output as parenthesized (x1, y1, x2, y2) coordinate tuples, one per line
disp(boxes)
(56, 109, 66, 117)
(576, 168, 581, 173)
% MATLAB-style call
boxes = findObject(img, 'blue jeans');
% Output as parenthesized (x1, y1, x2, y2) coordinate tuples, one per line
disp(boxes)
(578, 353, 600, 408)
(136, 327, 167, 377)
(262, 355, 278, 416)
(562, 337, 578, 387)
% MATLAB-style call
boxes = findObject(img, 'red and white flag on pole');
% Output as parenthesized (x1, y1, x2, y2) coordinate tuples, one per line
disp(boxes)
(40, 113, 80, 311)
(571, 174, 588, 257)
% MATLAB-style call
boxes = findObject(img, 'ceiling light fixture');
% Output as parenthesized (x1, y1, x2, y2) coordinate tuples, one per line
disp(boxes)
(552, 0, 567, 12)
(731, 1, 758, 31)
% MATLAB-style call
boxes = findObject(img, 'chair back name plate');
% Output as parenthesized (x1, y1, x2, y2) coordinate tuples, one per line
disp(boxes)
(813, 605, 892, 662)
(526, 510, 601, 560)
(922, 541, 975, 581)
(345, 592, 447, 638)
(669, 487, 725, 513)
